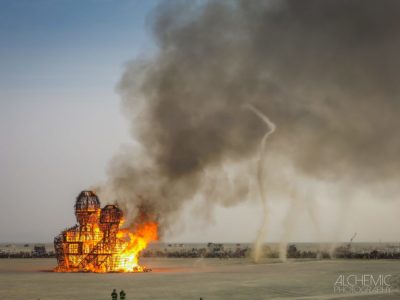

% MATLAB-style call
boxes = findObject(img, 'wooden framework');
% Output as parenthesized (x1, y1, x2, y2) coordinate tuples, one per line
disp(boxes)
(54, 191, 125, 272)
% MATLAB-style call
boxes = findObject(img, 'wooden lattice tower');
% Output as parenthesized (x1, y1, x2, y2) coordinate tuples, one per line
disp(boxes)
(54, 191, 124, 272)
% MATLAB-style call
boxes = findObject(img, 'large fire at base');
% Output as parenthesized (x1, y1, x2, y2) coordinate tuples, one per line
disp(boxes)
(54, 191, 158, 273)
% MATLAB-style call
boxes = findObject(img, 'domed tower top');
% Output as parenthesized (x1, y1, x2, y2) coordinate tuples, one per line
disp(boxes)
(100, 204, 123, 224)
(75, 191, 100, 212)
(99, 204, 123, 238)
(75, 191, 100, 226)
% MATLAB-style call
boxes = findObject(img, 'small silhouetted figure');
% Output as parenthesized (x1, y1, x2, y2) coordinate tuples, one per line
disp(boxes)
(111, 289, 118, 300)
(120, 290, 126, 300)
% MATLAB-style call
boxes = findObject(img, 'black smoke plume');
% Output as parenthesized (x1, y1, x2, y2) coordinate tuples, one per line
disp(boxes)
(103, 0, 400, 239)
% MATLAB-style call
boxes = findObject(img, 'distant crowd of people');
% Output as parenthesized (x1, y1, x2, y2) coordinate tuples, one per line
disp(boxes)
(2, 243, 400, 260)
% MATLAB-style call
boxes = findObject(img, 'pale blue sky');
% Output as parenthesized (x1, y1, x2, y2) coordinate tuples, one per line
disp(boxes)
(0, 0, 160, 242)
(0, 0, 159, 91)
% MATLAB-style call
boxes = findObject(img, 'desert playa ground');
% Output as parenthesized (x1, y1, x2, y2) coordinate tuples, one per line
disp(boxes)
(0, 258, 399, 300)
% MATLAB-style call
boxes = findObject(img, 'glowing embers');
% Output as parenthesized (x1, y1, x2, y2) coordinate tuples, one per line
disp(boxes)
(54, 191, 158, 273)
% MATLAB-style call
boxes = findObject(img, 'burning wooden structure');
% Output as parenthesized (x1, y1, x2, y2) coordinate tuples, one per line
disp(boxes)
(54, 191, 157, 272)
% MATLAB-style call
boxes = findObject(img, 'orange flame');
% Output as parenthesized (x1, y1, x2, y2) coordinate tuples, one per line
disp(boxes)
(55, 220, 158, 273)
(116, 222, 158, 272)
(54, 193, 159, 274)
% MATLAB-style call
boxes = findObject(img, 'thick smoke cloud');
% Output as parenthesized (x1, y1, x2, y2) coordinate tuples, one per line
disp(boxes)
(104, 0, 400, 236)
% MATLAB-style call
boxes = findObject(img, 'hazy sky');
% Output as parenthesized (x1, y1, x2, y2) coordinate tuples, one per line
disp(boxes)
(0, 0, 159, 242)
(1, 0, 399, 244)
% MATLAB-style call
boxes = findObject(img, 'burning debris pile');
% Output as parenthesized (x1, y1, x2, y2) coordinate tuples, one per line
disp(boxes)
(54, 191, 158, 273)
